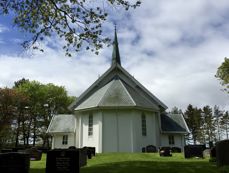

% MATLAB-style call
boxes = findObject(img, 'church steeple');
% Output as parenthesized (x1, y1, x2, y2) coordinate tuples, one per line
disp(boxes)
(111, 27, 121, 66)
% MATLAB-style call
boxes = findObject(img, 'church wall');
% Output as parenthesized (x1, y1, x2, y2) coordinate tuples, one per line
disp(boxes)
(102, 110, 118, 152)
(160, 134, 185, 151)
(74, 114, 80, 148)
(52, 133, 75, 149)
(81, 111, 102, 153)
(132, 110, 158, 152)
(155, 112, 161, 147)
(102, 109, 133, 152)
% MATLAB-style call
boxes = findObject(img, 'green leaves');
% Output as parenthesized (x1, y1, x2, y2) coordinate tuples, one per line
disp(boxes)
(0, 0, 141, 56)
(0, 78, 75, 147)
(216, 57, 229, 93)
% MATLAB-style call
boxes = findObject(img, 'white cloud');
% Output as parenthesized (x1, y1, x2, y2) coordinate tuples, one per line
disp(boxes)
(0, 0, 228, 112)
(0, 24, 8, 33)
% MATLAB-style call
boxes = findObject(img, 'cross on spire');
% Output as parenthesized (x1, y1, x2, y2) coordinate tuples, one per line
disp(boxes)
(111, 26, 121, 66)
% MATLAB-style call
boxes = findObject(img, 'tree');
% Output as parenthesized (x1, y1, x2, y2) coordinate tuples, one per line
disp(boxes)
(184, 104, 203, 144)
(0, 88, 28, 148)
(170, 106, 182, 114)
(220, 111, 229, 139)
(213, 105, 223, 141)
(216, 57, 229, 93)
(0, 0, 141, 56)
(15, 79, 74, 147)
(202, 106, 216, 144)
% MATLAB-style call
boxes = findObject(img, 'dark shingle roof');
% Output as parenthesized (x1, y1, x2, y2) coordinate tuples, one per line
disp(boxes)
(161, 113, 189, 133)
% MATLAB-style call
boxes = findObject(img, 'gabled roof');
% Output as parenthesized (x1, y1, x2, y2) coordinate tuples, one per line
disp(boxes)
(76, 78, 159, 111)
(69, 30, 167, 112)
(160, 113, 190, 134)
(69, 64, 167, 111)
(47, 114, 76, 133)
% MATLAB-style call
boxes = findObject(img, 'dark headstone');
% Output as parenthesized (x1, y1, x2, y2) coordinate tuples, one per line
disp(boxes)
(209, 141, 214, 149)
(25, 147, 42, 161)
(184, 145, 205, 158)
(1, 148, 13, 153)
(83, 147, 96, 159)
(210, 147, 216, 158)
(159, 147, 172, 156)
(37, 147, 51, 153)
(171, 147, 181, 153)
(0, 152, 30, 173)
(142, 147, 146, 153)
(79, 148, 87, 167)
(46, 149, 80, 173)
(145, 145, 157, 153)
(87, 147, 96, 157)
(69, 146, 77, 149)
(216, 140, 229, 167)
(209, 147, 216, 162)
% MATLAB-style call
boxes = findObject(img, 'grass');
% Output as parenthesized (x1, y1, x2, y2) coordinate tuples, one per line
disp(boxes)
(30, 153, 229, 173)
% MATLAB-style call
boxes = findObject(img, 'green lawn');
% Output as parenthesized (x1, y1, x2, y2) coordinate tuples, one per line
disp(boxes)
(30, 153, 229, 173)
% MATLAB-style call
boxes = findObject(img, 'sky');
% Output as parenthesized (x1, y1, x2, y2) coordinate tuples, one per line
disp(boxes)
(0, 0, 228, 111)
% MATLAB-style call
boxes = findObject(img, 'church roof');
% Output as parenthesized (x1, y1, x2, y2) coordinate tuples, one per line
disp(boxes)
(112, 27, 121, 66)
(47, 114, 76, 133)
(75, 78, 159, 111)
(160, 113, 190, 134)
(69, 30, 167, 112)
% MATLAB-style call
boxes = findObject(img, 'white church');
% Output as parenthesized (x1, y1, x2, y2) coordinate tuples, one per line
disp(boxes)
(47, 30, 189, 153)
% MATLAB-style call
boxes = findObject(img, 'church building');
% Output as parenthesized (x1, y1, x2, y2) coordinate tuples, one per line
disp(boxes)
(47, 30, 189, 153)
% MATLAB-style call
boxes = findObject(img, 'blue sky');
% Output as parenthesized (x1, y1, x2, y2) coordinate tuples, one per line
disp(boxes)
(0, 0, 228, 111)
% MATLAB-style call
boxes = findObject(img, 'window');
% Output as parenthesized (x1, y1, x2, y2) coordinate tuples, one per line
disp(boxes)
(62, 135, 68, 145)
(168, 135, 175, 145)
(141, 113, 147, 136)
(88, 113, 93, 136)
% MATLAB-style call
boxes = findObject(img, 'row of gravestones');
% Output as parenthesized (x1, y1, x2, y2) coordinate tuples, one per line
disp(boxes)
(210, 140, 229, 167)
(0, 146, 96, 173)
(1, 147, 43, 161)
(142, 145, 182, 157)
(184, 139, 229, 167)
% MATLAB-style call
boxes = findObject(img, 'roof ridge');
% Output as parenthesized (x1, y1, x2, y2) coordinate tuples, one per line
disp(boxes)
(97, 80, 115, 106)
(118, 79, 136, 106)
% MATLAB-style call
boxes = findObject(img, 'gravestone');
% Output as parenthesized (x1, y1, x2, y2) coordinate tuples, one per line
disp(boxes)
(184, 145, 205, 158)
(79, 148, 87, 167)
(159, 147, 172, 156)
(83, 147, 95, 159)
(209, 147, 216, 162)
(87, 147, 96, 157)
(0, 152, 30, 173)
(145, 145, 157, 153)
(46, 149, 80, 173)
(171, 147, 181, 153)
(25, 147, 42, 161)
(1, 148, 13, 153)
(216, 140, 229, 167)
(142, 147, 146, 153)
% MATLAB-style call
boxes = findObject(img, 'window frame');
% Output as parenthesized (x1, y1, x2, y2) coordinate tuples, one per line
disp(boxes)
(62, 135, 68, 145)
(168, 135, 175, 145)
(88, 113, 93, 136)
(141, 113, 147, 136)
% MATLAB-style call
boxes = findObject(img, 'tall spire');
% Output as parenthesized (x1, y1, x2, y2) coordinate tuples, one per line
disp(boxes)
(112, 26, 121, 66)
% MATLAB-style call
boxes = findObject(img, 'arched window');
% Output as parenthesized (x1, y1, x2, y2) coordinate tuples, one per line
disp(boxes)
(88, 113, 93, 136)
(141, 113, 147, 136)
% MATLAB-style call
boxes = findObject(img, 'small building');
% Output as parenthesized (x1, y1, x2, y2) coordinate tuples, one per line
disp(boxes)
(47, 30, 189, 153)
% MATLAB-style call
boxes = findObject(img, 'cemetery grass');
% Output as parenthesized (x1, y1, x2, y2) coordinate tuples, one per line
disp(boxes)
(30, 153, 228, 173)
